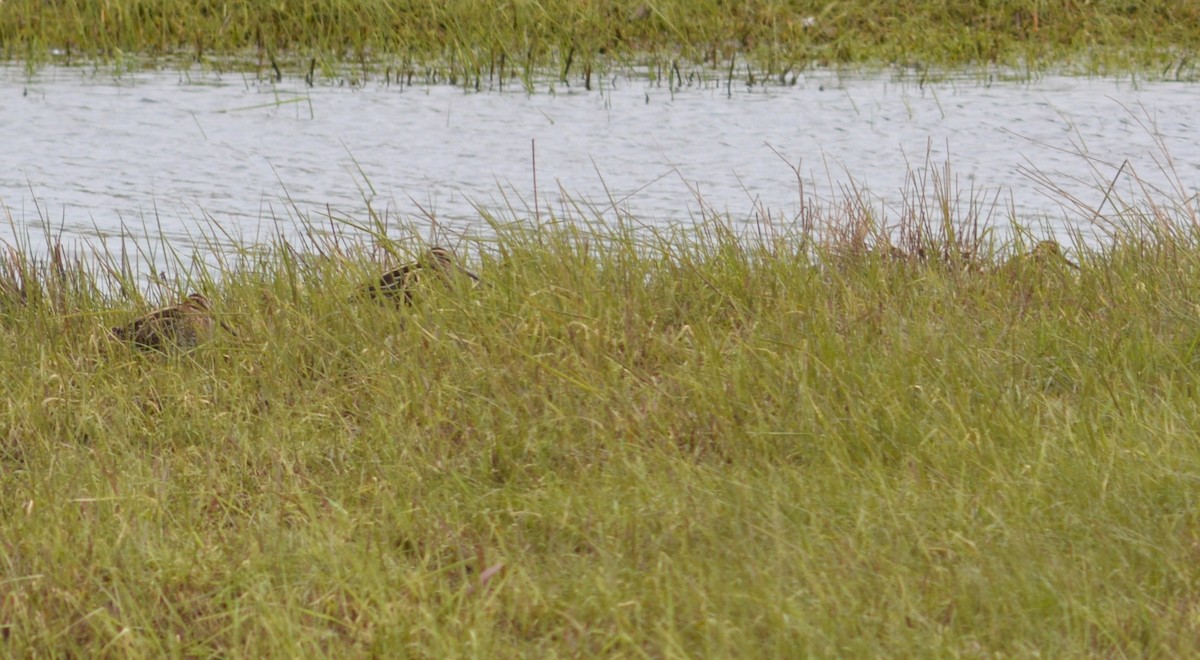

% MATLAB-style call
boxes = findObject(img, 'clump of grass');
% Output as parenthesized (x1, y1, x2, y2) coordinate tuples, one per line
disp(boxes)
(4, 156, 1200, 654)
(1, 0, 1198, 83)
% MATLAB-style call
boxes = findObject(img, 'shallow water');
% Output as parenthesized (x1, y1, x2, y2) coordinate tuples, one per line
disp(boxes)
(2, 66, 1197, 270)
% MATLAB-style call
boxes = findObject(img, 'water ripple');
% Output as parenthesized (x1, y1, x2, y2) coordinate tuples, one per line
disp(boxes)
(2, 67, 1197, 264)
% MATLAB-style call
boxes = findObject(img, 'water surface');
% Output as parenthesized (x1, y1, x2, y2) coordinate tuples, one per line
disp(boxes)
(2, 66, 1197, 266)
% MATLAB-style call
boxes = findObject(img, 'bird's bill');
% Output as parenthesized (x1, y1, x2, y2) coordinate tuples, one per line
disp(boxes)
(455, 265, 481, 282)
(218, 320, 238, 337)
(1058, 254, 1080, 270)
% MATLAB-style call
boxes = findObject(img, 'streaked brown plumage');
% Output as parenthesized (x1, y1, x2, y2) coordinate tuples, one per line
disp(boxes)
(1001, 240, 1078, 275)
(111, 293, 232, 351)
(365, 246, 480, 304)
(1029, 240, 1078, 269)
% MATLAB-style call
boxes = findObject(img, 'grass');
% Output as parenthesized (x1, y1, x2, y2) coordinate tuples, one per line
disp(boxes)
(3, 157, 1200, 654)
(1, 0, 1199, 83)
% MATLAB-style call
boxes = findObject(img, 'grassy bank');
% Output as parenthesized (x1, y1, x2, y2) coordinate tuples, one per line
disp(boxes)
(1, 0, 1198, 81)
(3, 170, 1200, 654)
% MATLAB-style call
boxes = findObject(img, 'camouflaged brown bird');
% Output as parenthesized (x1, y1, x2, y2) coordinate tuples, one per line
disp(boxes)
(110, 293, 234, 351)
(1030, 240, 1078, 268)
(364, 246, 480, 304)
(1001, 240, 1079, 275)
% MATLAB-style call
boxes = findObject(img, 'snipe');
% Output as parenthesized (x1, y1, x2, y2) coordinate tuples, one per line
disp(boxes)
(1002, 240, 1079, 274)
(364, 246, 480, 304)
(111, 293, 233, 351)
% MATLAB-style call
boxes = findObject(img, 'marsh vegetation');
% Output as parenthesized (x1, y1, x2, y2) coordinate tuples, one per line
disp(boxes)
(4, 163, 1200, 654)
(2, 0, 1199, 82)
(5, 1, 1200, 655)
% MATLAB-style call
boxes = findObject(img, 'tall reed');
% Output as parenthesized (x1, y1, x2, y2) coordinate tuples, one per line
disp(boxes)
(3, 150, 1200, 654)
